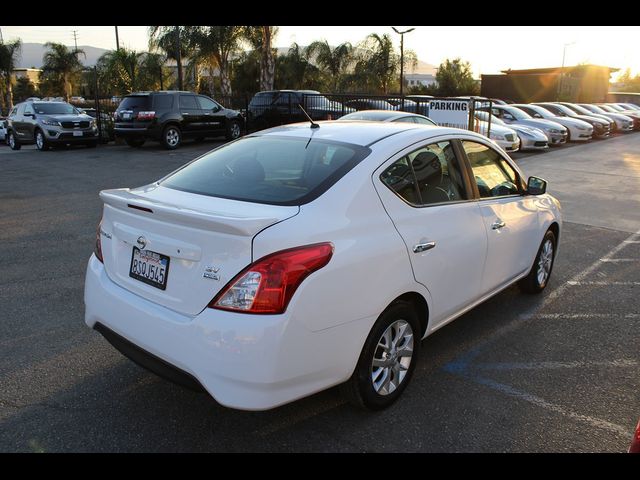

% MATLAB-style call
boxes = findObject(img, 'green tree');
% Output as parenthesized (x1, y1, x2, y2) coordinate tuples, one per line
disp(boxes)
(13, 77, 38, 101)
(149, 26, 192, 89)
(182, 26, 244, 96)
(97, 48, 167, 95)
(244, 26, 278, 92)
(434, 58, 479, 96)
(306, 40, 353, 93)
(0, 39, 22, 110)
(356, 33, 398, 94)
(41, 43, 85, 101)
(616, 68, 640, 92)
(230, 50, 260, 97)
(274, 43, 321, 91)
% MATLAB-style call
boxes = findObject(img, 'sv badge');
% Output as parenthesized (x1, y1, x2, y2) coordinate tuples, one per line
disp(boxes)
(203, 266, 220, 281)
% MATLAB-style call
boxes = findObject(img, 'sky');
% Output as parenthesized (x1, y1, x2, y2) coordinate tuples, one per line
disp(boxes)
(2, 25, 638, 80)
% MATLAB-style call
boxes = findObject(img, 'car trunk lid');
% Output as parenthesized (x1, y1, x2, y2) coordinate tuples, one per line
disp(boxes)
(99, 185, 299, 316)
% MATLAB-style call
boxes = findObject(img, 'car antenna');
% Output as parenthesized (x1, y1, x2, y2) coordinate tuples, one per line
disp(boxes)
(298, 104, 320, 129)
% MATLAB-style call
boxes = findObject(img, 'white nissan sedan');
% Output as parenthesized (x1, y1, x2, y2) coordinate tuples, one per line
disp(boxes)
(85, 121, 561, 411)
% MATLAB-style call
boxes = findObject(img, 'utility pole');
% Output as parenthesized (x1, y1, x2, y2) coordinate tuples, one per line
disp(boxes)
(175, 26, 183, 91)
(392, 27, 415, 98)
(0, 27, 4, 43)
(115, 26, 120, 51)
(72, 30, 79, 52)
(557, 41, 576, 101)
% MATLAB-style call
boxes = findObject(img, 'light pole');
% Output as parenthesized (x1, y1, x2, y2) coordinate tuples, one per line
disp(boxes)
(392, 27, 415, 97)
(557, 41, 575, 101)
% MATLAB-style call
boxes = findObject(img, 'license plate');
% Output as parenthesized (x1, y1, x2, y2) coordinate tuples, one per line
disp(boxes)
(73, 131, 83, 137)
(512, 143, 518, 149)
(123, 113, 131, 119)
(129, 247, 170, 290)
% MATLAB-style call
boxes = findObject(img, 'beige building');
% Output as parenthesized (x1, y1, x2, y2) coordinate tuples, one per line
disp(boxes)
(12, 68, 42, 87)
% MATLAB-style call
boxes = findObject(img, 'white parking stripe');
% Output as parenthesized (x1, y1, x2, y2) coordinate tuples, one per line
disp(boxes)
(600, 258, 638, 262)
(567, 281, 640, 286)
(474, 359, 639, 370)
(470, 374, 631, 438)
(534, 313, 640, 319)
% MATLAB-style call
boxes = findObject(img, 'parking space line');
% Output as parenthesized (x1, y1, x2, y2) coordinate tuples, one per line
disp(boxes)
(599, 258, 638, 262)
(465, 374, 631, 438)
(534, 313, 639, 319)
(566, 281, 640, 286)
(473, 359, 638, 370)
(623, 240, 640, 244)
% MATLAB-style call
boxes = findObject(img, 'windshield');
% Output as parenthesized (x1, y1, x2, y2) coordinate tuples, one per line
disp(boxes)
(551, 104, 577, 117)
(584, 104, 606, 114)
(570, 104, 596, 114)
(604, 105, 623, 112)
(161, 136, 371, 206)
(503, 106, 531, 120)
(32, 103, 79, 115)
(516, 105, 552, 119)
(476, 111, 505, 125)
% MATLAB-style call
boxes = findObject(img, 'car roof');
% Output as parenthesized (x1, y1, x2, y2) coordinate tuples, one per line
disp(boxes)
(254, 120, 459, 147)
(339, 110, 424, 121)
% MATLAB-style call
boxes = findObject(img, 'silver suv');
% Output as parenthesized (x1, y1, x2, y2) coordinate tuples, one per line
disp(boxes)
(6, 100, 98, 151)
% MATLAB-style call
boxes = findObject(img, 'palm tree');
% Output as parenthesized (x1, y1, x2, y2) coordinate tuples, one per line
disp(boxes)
(0, 39, 22, 110)
(99, 49, 169, 95)
(41, 42, 85, 101)
(275, 42, 320, 90)
(149, 26, 192, 89)
(185, 26, 244, 96)
(306, 40, 353, 93)
(244, 26, 278, 92)
(358, 33, 398, 94)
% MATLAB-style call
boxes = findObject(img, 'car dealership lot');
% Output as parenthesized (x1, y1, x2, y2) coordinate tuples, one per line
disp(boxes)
(1, 133, 639, 452)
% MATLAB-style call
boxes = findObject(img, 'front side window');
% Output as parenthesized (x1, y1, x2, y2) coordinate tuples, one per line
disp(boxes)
(24, 104, 34, 115)
(462, 141, 520, 198)
(161, 136, 370, 206)
(381, 140, 468, 206)
(197, 96, 219, 111)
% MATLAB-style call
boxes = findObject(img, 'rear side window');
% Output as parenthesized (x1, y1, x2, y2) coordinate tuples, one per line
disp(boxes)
(161, 136, 371, 205)
(381, 140, 468, 206)
(179, 95, 199, 110)
(153, 95, 174, 110)
(117, 96, 152, 111)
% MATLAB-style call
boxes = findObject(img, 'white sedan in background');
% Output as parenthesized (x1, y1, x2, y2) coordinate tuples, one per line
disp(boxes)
(85, 121, 561, 410)
(475, 111, 548, 151)
(512, 104, 593, 142)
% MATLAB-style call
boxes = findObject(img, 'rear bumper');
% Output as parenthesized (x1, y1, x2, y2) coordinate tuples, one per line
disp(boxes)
(115, 126, 161, 140)
(84, 255, 371, 410)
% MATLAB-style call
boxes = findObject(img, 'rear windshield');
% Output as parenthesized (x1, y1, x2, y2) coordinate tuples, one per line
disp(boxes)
(32, 103, 78, 115)
(161, 135, 371, 206)
(117, 96, 152, 111)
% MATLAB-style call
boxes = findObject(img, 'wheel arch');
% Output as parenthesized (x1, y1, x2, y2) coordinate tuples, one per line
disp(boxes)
(390, 291, 430, 338)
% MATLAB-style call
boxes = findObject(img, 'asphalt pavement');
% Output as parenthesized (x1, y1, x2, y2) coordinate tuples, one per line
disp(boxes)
(0, 133, 638, 452)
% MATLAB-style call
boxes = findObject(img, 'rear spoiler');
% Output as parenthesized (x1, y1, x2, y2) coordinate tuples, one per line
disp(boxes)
(100, 188, 296, 237)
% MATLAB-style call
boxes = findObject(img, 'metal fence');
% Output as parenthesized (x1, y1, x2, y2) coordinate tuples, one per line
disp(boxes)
(246, 92, 493, 137)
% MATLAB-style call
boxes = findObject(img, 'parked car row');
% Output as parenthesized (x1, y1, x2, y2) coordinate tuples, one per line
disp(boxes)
(3, 91, 246, 151)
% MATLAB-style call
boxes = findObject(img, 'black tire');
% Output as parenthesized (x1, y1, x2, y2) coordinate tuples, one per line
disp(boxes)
(86, 141, 98, 148)
(565, 129, 571, 142)
(125, 138, 145, 148)
(519, 229, 557, 294)
(161, 124, 181, 150)
(35, 129, 49, 151)
(341, 301, 421, 410)
(8, 131, 21, 150)
(226, 119, 242, 141)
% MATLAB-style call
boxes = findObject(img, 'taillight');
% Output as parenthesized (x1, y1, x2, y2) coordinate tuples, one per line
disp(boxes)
(209, 243, 334, 314)
(95, 221, 104, 263)
(136, 111, 156, 120)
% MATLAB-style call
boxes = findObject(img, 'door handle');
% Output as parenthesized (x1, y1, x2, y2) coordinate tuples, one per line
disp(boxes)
(182, 112, 190, 116)
(204, 112, 212, 116)
(491, 220, 506, 230)
(413, 241, 436, 253)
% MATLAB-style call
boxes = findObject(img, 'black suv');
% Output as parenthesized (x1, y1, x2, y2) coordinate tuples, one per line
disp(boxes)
(114, 91, 244, 149)
(248, 90, 352, 131)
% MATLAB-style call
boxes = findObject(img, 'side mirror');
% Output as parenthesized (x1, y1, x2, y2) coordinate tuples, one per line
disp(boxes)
(24, 113, 34, 118)
(527, 176, 547, 195)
